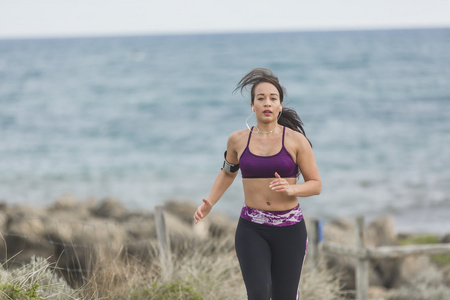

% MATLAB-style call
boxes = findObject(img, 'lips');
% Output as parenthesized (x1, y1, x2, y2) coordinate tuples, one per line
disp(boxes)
(263, 110, 272, 116)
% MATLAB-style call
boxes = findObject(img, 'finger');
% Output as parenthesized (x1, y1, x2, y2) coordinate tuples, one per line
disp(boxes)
(194, 212, 202, 224)
(194, 209, 203, 219)
(270, 179, 284, 187)
(272, 180, 289, 191)
(269, 177, 282, 187)
(272, 185, 285, 191)
(203, 198, 211, 206)
(270, 183, 284, 191)
(275, 172, 281, 179)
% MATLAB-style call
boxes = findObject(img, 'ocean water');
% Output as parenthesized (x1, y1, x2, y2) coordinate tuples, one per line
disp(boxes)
(1, 28, 449, 233)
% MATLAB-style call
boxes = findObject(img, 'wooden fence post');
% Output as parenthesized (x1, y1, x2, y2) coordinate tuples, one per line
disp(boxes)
(308, 218, 322, 265)
(155, 205, 172, 279)
(319, 215, 450, 299)
(355, 215, 369, 300)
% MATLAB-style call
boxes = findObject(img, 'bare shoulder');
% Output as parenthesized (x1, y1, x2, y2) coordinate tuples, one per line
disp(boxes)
(226, 129, 250, 163)
(284, 127, 312, 152)
(228, 129, 249, 145)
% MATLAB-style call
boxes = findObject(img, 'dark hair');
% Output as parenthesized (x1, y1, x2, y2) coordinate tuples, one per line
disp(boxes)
(234, 68, 311, 146)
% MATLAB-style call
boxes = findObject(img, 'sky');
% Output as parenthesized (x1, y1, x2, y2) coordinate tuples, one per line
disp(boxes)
(1, 0, 450, 39)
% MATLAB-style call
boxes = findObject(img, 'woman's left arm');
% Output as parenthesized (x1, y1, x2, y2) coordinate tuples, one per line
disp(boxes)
(270, 133, 321, 197)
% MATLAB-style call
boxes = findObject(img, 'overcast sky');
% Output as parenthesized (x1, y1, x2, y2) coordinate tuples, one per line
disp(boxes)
(1, 0, 450, 39)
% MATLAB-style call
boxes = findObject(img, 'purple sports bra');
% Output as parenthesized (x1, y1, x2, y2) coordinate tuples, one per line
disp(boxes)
(240, 126, 298, 178)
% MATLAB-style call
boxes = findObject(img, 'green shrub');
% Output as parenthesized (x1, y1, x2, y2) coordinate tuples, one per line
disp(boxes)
(0, 283, 40, 300)
(0, 257, 79, 300)
(399, 234, 439, 246)
(431, 253, 450, 266)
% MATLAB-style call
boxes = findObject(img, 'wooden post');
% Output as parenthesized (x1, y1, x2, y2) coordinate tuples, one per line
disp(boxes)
(318, 215, 450, 299)
(155, 206, 172, 279)
(308, 218, 322, 265)
(355, 216, 369, 300)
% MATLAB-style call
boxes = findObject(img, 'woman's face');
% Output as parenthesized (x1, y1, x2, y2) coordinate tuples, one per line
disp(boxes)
(251, 82, 282, 122)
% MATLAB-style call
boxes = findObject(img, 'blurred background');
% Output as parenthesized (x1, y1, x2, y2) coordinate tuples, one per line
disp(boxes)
(1, 0, 449, 233)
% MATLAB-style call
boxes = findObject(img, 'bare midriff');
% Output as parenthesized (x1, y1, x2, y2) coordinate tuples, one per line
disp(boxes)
(242, 178, 299, 211)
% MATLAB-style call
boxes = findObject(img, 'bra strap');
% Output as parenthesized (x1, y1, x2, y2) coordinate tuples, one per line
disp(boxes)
(247, 126, 254, 147)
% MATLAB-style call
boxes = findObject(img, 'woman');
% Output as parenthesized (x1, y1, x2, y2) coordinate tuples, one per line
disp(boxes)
(194, 68, 321, 300)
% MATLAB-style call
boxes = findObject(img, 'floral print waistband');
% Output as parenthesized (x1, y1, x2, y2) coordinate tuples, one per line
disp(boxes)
(240, 204, 303, 227)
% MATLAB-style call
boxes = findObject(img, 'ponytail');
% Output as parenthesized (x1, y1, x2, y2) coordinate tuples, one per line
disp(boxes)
(279, 107, 312, 147)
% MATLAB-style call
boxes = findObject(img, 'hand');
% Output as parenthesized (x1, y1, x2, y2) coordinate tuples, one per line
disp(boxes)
(194, 198, 212, 224)
(269, 172, 294, 196)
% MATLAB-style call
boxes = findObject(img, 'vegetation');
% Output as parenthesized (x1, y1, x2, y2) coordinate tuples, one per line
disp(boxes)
(399, 234, 440, 246)
(0, 237, 347, 300)
(399, 234, 450, 266)
(2, 208, 448, 300)
(0, 256, 79, 299)
(386, 268, 450, 300)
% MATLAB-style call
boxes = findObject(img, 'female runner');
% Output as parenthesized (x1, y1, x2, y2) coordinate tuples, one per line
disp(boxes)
(194, 68, 321, 300)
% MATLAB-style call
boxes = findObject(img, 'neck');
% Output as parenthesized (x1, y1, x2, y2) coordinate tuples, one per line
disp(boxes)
(255, 122, 279, 134)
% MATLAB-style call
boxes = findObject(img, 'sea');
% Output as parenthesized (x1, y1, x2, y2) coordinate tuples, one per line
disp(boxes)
(1, 28, 449, 234)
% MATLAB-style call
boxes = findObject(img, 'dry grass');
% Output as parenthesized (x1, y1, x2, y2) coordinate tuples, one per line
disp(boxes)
(91, 240, 344, 299)
(386, 267, 450, 300)
(166, 236, 246, 299)
(0, 256, 80, 299)
(80, 252, 156, 299)
(1, 236, 349, 299)
(300, 259, 348, 300)
(71, 235, 346, 299)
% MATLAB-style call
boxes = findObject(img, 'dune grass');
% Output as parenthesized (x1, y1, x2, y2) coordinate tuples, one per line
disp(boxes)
(0, 256, 80, 299)
(3, 228, 449, 299)
(386, 267, 450, 300)
(0, 235, 348, 300)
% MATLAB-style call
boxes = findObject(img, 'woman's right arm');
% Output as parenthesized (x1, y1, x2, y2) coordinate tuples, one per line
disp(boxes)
(194, 133, 240, 224)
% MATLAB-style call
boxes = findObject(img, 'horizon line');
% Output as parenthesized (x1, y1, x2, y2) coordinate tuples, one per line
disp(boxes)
(1, 25, 449, 41)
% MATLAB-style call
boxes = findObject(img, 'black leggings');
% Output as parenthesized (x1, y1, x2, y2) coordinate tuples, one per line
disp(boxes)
(235, 217, 308, 300)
